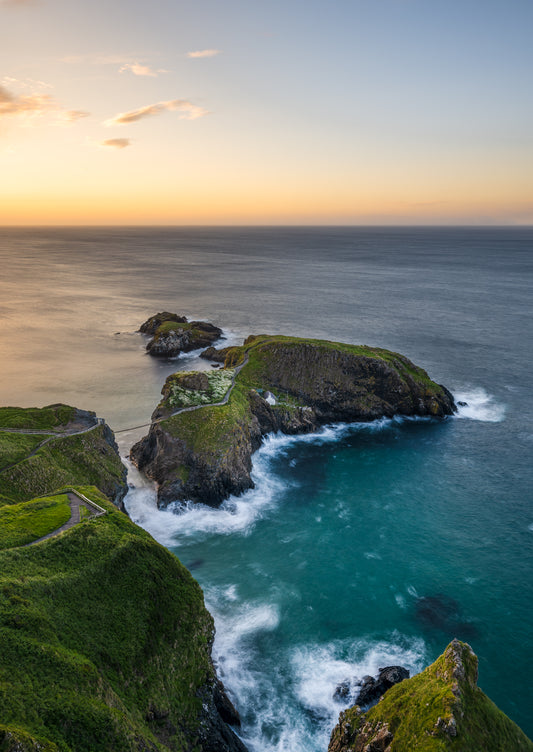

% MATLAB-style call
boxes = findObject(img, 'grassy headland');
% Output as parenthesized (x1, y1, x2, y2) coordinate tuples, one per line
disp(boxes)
(328, 640, 533, 751)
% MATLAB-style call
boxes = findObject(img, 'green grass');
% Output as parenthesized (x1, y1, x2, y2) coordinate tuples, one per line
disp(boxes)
(0, 425, 126, 505)
(0, 405, 76, 431)
(331, 641, 533, 751)
(0, 486, 217, 751)
(231, 335, 437, 391)
(0, 495, 71, 550)
(164, 381, 251, 458)
(157, 334, 449, 465)
(154, 320, 194, 337)
(0, 432, 50, 473)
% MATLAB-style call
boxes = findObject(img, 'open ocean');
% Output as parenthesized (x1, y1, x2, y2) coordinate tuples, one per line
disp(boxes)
(0, 226, 532, 749)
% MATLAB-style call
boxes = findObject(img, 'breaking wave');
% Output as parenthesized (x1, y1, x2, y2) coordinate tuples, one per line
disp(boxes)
(453, 388, 506, 422)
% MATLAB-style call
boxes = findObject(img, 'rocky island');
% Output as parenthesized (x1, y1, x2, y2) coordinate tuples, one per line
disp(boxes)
(140, 311, 222, 358)
(131, 333, 456, 507)
(0, 404, 246, 752)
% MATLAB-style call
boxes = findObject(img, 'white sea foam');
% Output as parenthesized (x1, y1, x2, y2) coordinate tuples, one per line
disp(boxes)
(124, 422, 368, 546)
(124, 415, 441, 547)
(453, 388, 506, 422)
(208, 591, 426, 752)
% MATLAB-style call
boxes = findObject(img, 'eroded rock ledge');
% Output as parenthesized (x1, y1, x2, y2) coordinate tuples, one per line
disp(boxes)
(131, 334, 456, 508)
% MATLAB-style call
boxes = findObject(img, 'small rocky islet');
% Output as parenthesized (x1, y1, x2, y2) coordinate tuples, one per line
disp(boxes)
(140, 311, 223, 358)
(0, 315, 531, 751)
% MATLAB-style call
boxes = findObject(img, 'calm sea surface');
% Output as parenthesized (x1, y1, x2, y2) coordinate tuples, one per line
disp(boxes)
(0, 227, 532, 748)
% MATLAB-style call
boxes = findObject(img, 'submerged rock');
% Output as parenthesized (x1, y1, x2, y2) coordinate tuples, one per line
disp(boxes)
(415, 593, 479, 639)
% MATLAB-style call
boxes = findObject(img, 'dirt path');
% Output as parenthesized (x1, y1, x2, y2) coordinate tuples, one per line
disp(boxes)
(0, 420, 102, 475)
(24, 491, 105, 547)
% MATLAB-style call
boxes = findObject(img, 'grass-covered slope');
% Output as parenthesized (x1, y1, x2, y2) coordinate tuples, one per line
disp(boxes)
(0, 405, 127, 506)
(0, 404, 77, 431)
(328, 640, 533, 752)
(132, 334, 456, 507)
(0, 487, 231, 752)
(0, 493, 71, 549)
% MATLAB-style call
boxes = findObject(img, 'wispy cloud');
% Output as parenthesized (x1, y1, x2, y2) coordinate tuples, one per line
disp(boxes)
(60, 54, 170, 76)
(0, 84, 54, 117)
(100, 138, 131, 149)
(2, 76, 53, 90)
(0, 83, 89, 124)
(119, 62, 168, 77)
(104, 99, 208, 126)
(60, 109, 90, 123)
(186, 49, 221, 59)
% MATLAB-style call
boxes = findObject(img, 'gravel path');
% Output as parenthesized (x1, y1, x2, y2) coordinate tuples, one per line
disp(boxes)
(24, 491, 104, 547)
(0, 420, 102, 475)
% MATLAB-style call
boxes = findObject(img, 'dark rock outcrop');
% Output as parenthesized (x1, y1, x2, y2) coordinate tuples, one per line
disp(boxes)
(201, 346, 232, 363)
(355, 666, 410, 707)
(140, 312, 222, 358)
(139, 312, 188, 335)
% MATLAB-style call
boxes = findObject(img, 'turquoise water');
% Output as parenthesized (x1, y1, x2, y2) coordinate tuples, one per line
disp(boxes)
(0, 226, 532, 748)
(125, 397, 531, 750)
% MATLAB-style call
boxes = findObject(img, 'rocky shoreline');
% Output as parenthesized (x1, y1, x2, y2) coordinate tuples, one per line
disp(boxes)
(131, 333, 456, 508)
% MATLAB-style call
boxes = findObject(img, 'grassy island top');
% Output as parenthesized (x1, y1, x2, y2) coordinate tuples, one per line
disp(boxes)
(157, 334, 446, 420)
(223, 334, 439, 388)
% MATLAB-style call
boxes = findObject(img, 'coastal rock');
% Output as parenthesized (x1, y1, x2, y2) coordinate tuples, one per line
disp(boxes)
(139, 311, 188, 335)
(132, 335, 456, 508)
(140, 312, 222, 358)
(201, 345, 232, 363)
(355, 666, 410, 706)
(328, 640, 533, 752)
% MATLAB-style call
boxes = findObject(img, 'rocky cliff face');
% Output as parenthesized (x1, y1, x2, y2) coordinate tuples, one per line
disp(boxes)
(131, 336, 456, 508)
(328, 640, 533, 752)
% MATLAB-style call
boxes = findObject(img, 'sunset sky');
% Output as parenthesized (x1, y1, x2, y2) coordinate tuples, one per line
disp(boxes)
(1, 0, 532, 225)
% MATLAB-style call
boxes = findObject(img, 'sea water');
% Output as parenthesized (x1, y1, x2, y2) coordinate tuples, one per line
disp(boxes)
(0, 227, 531, 747)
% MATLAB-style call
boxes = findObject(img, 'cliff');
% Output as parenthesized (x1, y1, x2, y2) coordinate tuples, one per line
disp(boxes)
(328, 640, 533, 752)
(131, 334, 456, 507)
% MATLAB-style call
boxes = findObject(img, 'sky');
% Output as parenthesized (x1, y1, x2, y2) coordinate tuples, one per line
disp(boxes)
(1, 0, 532, 225)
